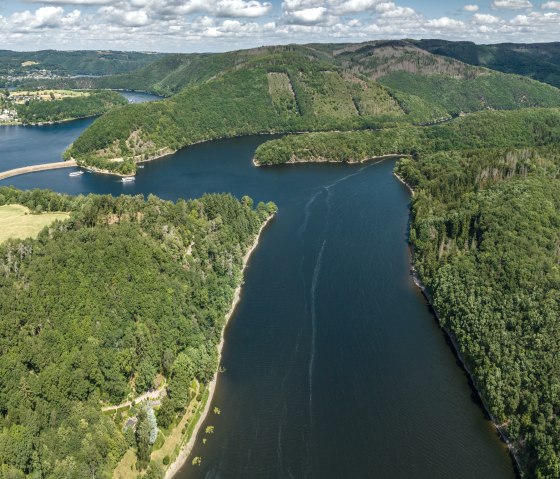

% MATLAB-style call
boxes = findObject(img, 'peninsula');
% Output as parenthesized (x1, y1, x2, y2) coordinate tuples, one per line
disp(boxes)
(0, 186, 276, 479)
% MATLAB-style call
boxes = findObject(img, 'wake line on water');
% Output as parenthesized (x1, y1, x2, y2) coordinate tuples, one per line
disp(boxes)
(299, 162, 380, 236)
(309, 239, 326, 420)
(299, 189, 322, 236)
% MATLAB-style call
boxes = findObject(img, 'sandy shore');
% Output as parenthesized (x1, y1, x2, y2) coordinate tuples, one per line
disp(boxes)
(393, 171, 415, 195)
(164, 214, 274, 479)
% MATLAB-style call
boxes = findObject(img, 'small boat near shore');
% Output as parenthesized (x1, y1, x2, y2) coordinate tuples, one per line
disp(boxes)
(69, 171, 84, 177)
(138, 165, 145, 169)
(121, 176, 135, 183)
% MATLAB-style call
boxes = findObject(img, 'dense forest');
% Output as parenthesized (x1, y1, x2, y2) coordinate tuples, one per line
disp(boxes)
(0, 187, 275, 479)
(411, 40, 560, 89)
(13, 90, 127, 124)
(253, 108, 560, 165)
(395, 147, 560, 478)
(63, 44, 560, 174)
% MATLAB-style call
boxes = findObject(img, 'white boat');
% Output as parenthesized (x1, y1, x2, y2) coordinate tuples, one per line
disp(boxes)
(138, 165, 145, 169)
(69, 171, 84, 177)
(121, 176, 135, 183)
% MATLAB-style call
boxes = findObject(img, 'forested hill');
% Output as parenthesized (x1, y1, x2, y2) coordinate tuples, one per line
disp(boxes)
(0, 187, 276, 479)
(253, 108, 560, 165)
(397, 148, 560, 479)
(65, 43, 560, 174)
(410, 40, 560, 89)
(0, 50, 164, 79)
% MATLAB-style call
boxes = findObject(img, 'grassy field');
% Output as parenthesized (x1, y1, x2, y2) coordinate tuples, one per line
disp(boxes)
(0, 204, 69, 243)
(11, 90, 90, 103)
(267, 72, 298, 117)
(112, 449, 138, 479)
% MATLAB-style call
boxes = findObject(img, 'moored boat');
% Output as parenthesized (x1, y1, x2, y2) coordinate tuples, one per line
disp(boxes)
(121, 176, 135, 183)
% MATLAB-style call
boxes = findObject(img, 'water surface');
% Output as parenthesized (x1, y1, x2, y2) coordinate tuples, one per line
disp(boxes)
(0, 91, 159, 172)
(1, 132, 516, 479)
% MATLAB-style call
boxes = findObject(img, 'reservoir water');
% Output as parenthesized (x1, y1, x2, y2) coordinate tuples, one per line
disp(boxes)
(0, 121, 516, 478)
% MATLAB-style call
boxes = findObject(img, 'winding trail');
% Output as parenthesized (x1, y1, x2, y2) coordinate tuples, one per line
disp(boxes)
(0, 160, 77, 180)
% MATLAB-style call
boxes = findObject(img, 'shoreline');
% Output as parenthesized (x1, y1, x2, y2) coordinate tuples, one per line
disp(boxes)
(254, 154, 409, 168)
(396, 171, 524, 478)
(163, 214, 275, 479)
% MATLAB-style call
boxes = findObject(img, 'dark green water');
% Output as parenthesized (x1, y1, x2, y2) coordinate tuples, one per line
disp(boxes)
(0, 127, 516, 479)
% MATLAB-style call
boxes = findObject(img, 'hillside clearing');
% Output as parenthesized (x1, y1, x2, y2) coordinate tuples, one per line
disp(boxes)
(0, 204, 69, 243)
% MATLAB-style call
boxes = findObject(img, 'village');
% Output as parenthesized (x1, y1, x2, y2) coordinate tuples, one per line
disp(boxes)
(0, 88, 91, 124)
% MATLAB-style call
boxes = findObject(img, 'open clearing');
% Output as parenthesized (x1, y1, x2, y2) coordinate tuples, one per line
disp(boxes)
(0, 204, 69, 243)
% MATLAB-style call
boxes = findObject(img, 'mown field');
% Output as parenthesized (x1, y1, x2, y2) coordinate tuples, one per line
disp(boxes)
(0, 204, 69, 243)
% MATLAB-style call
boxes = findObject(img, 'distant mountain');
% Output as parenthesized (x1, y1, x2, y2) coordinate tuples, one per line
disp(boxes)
(0, 50, 165, 84)
(411, 39, 560, 88)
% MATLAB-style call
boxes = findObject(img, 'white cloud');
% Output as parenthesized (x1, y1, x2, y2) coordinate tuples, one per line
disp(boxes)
(214, 0, 273, 17)
(375, 2, 415, 18)
(1, 0, 560, 52)
(331, 0, 383, 15)
(491, 0, 533, 9)
(473, 13, 501, 23)
(426, 16, 465, 29)
(8, 6, 81, 30)
(282, 6, 328, 24)
(99, 6, 150, 26)
(23, 0, 111, 4)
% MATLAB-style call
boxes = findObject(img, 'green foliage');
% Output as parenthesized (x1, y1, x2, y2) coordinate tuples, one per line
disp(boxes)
(0, 188, 273, 478)
(144, 462, 164, 479)
(15, 90, 127, 124)
(412, 39, 560, 89)
(136, 408, 151, 470)
(379, 71, 560, 116)
(65, 49, 415, 172)
(0, 50, 163, 78)
(254, 108, 560, 165)
(397, 144, 560, 477)
(64, 43, 560, 173)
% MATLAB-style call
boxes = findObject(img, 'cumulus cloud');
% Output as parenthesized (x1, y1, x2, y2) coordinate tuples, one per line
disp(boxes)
(2, 0, 560, 52)
(426, 16, 465, 29)
(99, 5, 149, 26)
(473, 13, 501, 23)
(282, 6, 328, 24)
(23, 0, 111, 4)
(109, 0, 273, 19)
(331, 0, 383, 15)
(7, 5, 82, 30)
(491, 0, 533, 9)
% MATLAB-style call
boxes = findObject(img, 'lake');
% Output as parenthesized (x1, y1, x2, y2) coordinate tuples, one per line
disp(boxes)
(0, 119, 516, 479)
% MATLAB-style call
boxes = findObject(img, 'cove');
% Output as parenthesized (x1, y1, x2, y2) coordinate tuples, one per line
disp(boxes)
(1, 132, 516, 479)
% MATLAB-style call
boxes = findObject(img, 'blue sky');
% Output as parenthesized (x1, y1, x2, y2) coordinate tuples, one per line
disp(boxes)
(0, 0, 559, 52)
